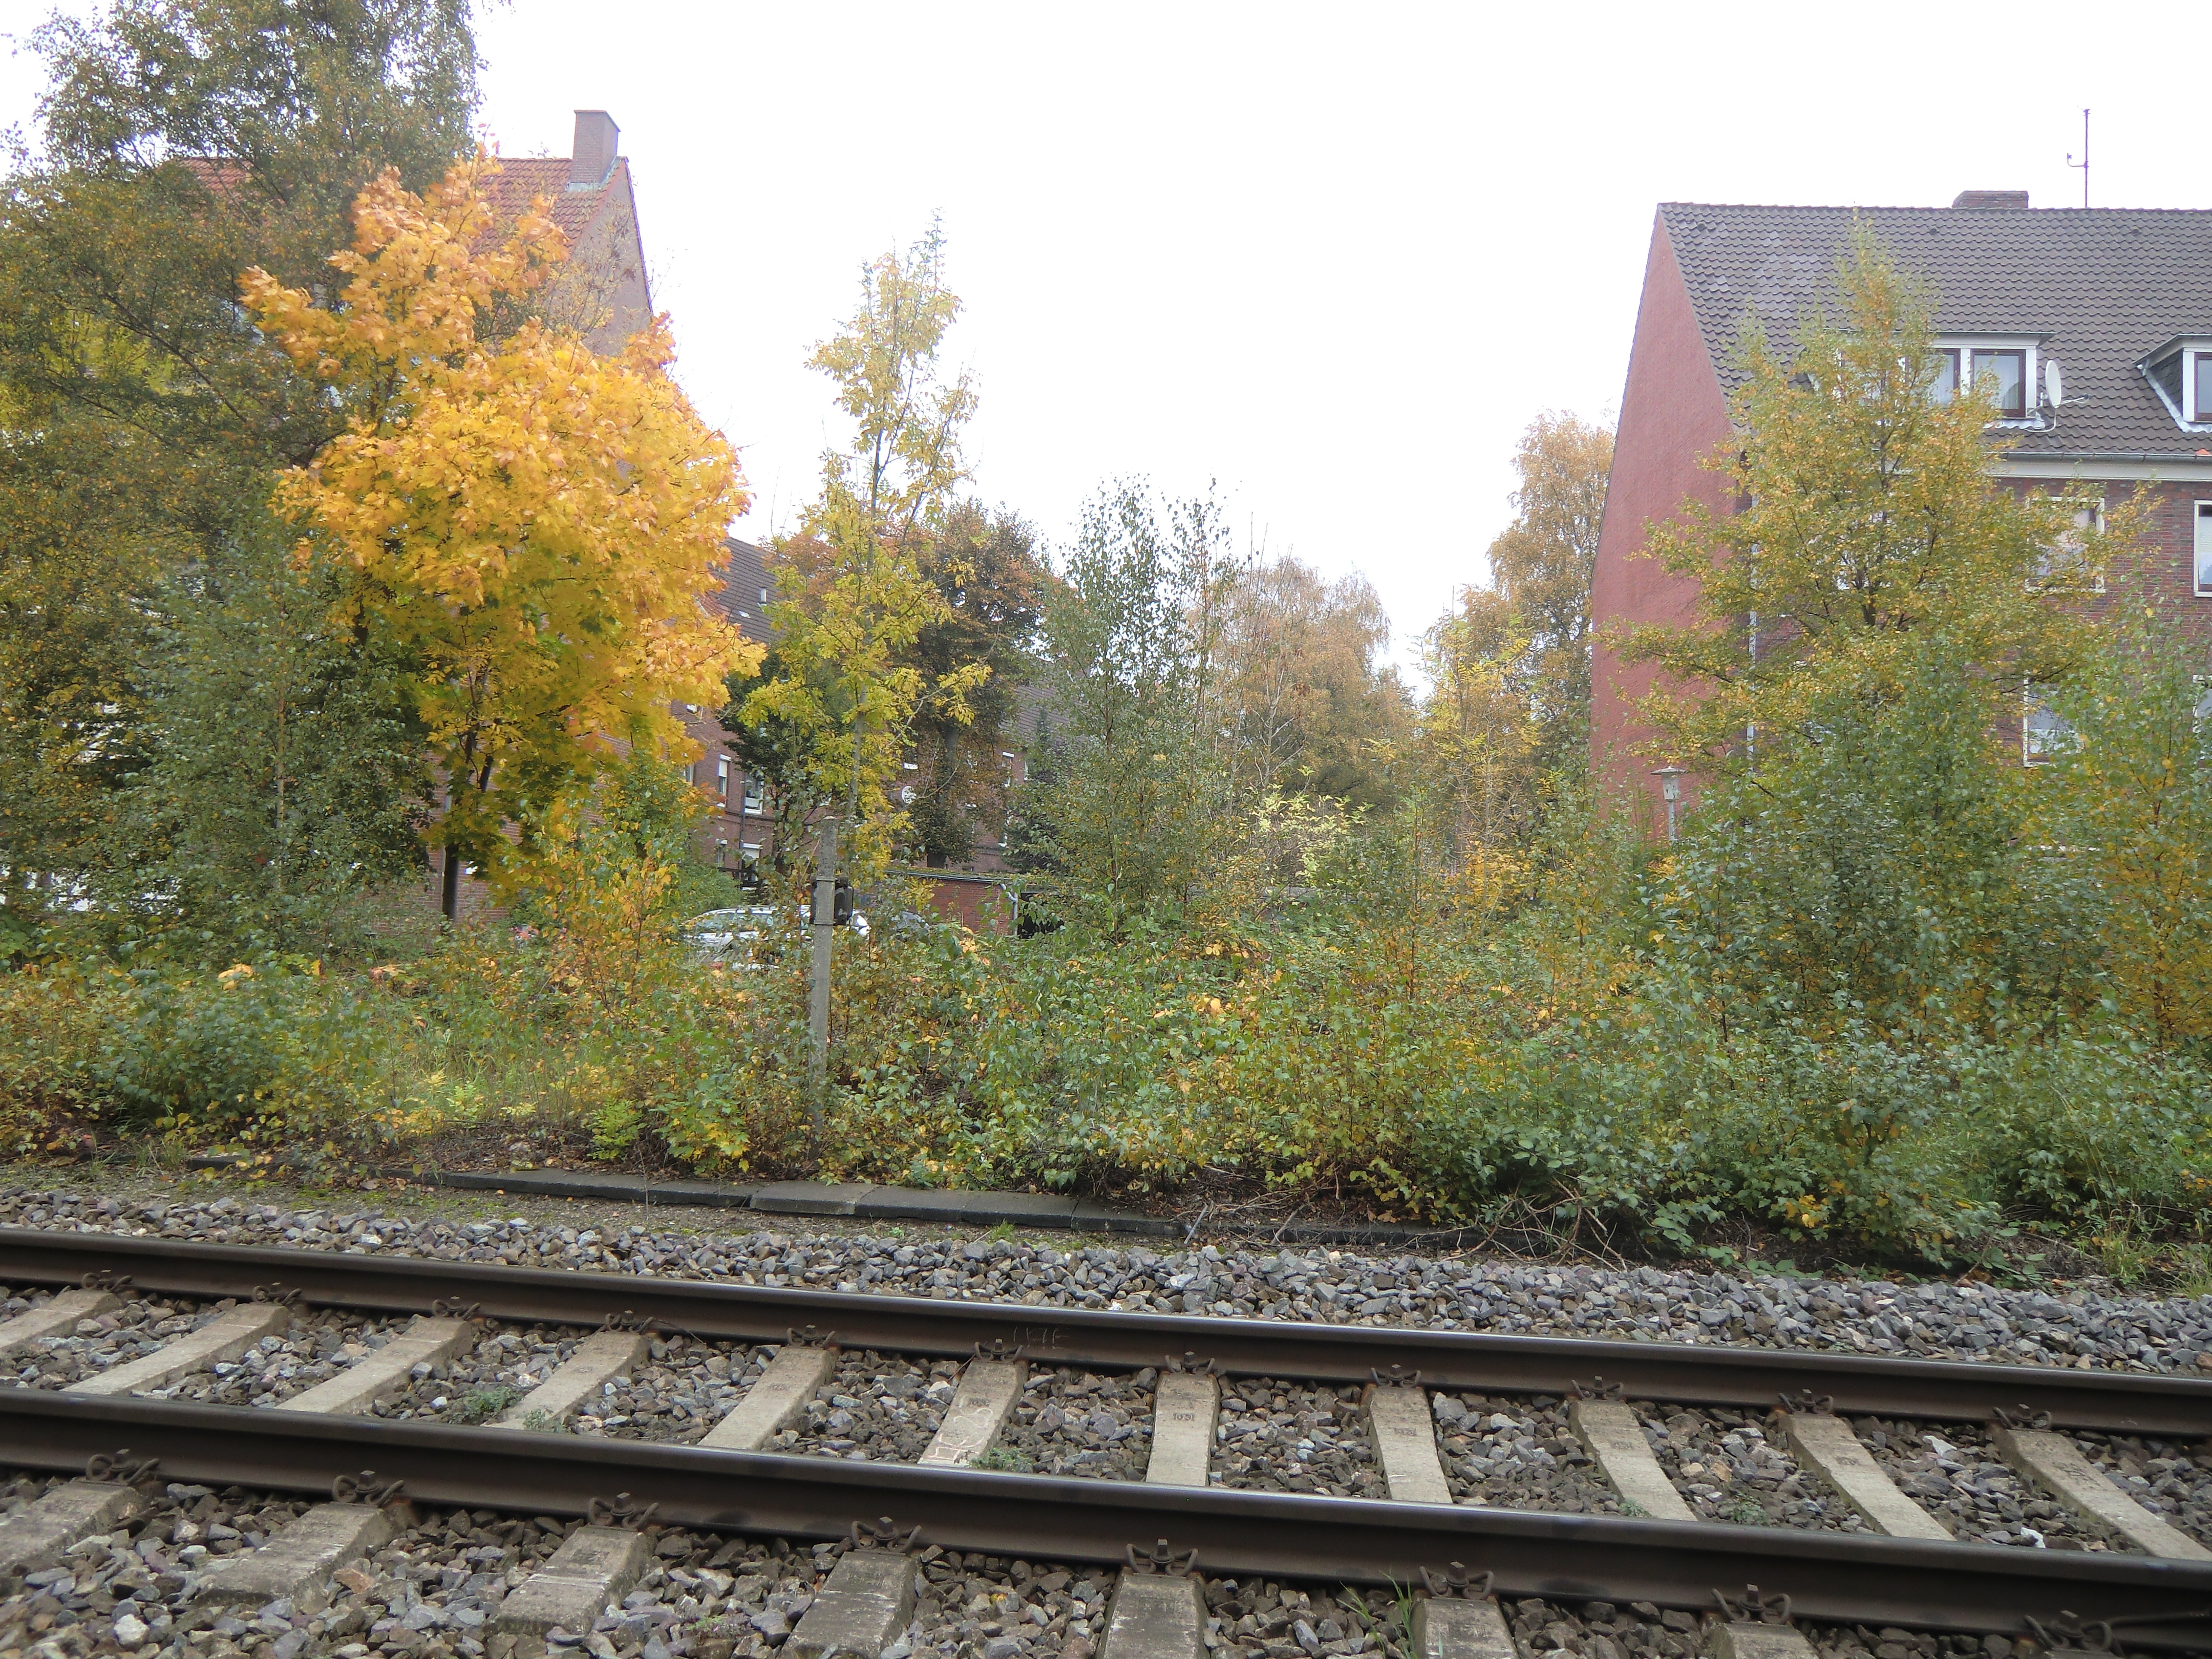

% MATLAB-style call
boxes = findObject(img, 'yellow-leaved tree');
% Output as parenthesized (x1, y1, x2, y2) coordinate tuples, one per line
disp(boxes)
(732, 224, 987, 879)
(243, 157, 757, 916)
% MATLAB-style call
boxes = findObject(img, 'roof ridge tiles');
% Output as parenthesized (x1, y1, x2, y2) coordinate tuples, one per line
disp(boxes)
(1662, 200, 2212, 217)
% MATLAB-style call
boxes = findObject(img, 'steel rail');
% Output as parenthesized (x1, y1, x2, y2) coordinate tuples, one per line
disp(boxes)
(1, 1229, 2204, 1435)
(0, 1392, 2206, 1646)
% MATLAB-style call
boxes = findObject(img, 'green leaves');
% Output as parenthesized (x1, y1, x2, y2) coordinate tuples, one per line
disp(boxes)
(0, 0, 483, 929)
(1022, 483, 1238, 928)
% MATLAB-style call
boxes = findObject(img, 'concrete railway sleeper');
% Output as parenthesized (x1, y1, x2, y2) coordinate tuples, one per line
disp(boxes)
(0, 1458, 2178, 1659)
(0, 1392, 2205, 1645)
(2, 1281, 2208, 1565)
(0, 1240, 2207, 1642)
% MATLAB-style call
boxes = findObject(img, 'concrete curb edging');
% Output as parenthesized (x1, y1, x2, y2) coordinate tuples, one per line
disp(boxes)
(181, 1156, 1180, 1237)
(176, 1155, 1525, 1251)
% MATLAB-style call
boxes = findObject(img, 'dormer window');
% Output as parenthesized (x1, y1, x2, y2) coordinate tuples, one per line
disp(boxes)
(1931, 338, 2040, 422)
(2141, 340, 2212, 430)
(1974, 349, 2027, 419)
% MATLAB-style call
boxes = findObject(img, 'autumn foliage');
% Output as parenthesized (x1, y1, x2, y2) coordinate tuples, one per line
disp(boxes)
(243, 157, 758, 897)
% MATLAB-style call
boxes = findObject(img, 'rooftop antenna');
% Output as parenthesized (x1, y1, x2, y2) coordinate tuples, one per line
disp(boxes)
(2066, 109, 2089, 207)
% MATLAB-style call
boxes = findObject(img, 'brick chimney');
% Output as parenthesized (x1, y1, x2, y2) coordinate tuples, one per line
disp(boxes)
(1952, 189, 2029, 209)
(569, 110, 618, 189)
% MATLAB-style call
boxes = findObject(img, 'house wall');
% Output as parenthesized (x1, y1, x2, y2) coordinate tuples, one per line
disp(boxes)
(1588, 214, 1735, 819)
(566, 164, 654, 353)
(2034, 481, 2212, 631)
(893, 871, 1014, 935)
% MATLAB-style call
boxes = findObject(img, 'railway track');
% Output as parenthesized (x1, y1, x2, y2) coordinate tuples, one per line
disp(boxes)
(0, 1227, 2205, 1654)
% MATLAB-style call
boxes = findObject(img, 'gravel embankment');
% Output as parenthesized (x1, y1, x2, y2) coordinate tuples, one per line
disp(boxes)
(996, 1366, 1154, 1479)
(782, 1351, 948, 1462)
(2073, 1430, 2212, 1544)
(1211, 1379, 1380, 1498)
(598, 1343, 777, 1443)
(369, 1326, 598, 1423)
(1639, 1407, 1863, 1532)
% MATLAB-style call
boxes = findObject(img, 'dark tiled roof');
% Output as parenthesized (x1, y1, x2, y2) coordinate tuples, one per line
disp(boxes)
(709, 538, 774, 645)
(1660, 201, 2212, 460)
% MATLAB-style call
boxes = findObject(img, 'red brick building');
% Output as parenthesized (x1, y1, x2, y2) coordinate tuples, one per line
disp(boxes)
(678, 536, 777, 879)
(1590, 193, 2212, 822)
(483, 110, 652, 353)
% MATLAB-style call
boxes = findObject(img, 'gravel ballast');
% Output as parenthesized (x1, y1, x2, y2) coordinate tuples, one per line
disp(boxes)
(1639, 1406, 1863, 1532)
(0, 1463, 2081, 1659)
(1435, 1393, 1626, 1515)
(996, 1366, 1155, 1479)
(1, 1185, 2204, 1382)
(2072, 1429, 2212, 1546)
(1853, 1418, 2101, 1550)
(781, 1350, 948, 1462)
(1211, 1378, 1379, 1497)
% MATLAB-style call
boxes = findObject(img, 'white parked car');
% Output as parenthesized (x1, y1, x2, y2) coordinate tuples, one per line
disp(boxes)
(679, 906, 782, 963)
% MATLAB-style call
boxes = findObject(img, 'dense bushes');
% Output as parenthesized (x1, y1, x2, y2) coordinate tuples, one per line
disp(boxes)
(5, 726, 2212, 1270)
(6, 880, 2209, 1267)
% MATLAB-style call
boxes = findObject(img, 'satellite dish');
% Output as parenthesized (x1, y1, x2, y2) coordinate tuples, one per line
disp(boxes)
(2045, 359, 2064, 408)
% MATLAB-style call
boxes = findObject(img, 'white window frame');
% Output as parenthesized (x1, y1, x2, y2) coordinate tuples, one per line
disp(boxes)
(715, 755, 731, 798)
(1933, 336, 2043, 425)
(2023, 682, 2077, 767)
(2140, 340, 2212, 433)
(740, 770, 765, 815)
(2030, 496, 2107, 594)
(2197, 501, 2212, 598)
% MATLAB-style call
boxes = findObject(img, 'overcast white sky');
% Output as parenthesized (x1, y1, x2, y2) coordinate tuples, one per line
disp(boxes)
(1, 1, 2204, 670)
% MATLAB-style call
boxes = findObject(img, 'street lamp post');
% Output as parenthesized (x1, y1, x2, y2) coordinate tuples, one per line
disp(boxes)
(1652, 765, 1687, 843)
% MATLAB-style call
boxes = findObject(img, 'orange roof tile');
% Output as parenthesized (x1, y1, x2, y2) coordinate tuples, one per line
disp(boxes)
(482, 155, 626, 241)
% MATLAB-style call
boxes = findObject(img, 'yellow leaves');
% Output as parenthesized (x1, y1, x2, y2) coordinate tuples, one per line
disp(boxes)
(247, 156, 756, 893)
(217, 963, 254, 986)
(1781, 1194, 1828, 1231)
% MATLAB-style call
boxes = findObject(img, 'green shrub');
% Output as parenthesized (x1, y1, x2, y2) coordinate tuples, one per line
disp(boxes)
(4, 846, 2209, 1266)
